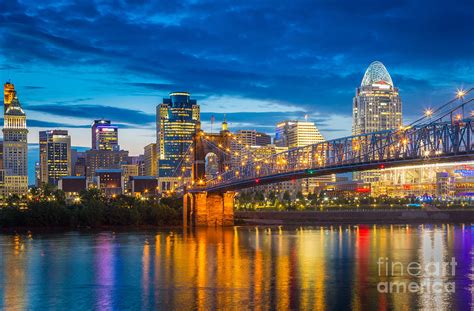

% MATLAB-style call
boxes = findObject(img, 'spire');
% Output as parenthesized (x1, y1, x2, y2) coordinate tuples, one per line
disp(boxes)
(5, 95, 25, 116)
(221, 114, 228, 131)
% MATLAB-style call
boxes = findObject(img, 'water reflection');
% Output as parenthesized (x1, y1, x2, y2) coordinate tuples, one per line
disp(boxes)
(0, 225, 473, 309)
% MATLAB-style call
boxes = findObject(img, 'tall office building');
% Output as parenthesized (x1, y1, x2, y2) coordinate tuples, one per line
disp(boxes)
(121, 164, 139, 193)
(156, 92, 200, 191)
(91, 119, 119, 151)
(353, 61, 402, 182)
(237, 130, 257, 147)
(144, 143, 157, 176)
(287, 121, 325, 148)
(237, 130, 272, 147)
(274, 120, 334, 195)
(85, 149, 129, 179)
(274, 121, 294, 147)
(39, 130, 72, 185)
(256, 132, 272, 146)
(275, 120, 325, 148)
(2, 82, 28, 195)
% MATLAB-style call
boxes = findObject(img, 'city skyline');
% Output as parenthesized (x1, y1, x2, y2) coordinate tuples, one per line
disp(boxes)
(1, 0, 473, 157)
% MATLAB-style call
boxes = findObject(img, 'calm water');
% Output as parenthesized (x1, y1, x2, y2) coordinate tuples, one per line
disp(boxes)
(0, 225, 473, 310)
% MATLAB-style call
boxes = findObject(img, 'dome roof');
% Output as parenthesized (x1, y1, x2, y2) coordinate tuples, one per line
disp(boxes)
(361, 61, 393, 87)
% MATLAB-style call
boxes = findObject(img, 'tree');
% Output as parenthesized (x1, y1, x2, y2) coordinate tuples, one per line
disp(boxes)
(283, 191, 291, 202)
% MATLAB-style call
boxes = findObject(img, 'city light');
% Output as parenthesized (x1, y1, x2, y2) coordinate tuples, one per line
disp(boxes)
(457, 88, 466, 98)
(424, 108, 433, 117)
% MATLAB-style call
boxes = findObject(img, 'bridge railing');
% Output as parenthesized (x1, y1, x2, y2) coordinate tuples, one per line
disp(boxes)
(204, 93, 474, 190)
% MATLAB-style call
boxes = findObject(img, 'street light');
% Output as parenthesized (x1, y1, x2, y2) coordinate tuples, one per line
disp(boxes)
(424, 108, 433, 117)
(457, 89, 466, 98)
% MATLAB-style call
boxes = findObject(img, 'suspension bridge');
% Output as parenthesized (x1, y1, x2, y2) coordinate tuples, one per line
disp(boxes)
(178, 88, 474, 226)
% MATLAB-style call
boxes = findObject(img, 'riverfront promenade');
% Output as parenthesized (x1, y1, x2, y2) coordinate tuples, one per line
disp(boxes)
(236, 209, 474, 225)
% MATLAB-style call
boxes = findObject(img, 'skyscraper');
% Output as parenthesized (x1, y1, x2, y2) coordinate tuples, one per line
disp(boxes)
(274, 120, 334, 195)
(2, 82, 28, 195)
(156, 92, 200, 191)
(353, 61, 402, 135)
(144, 143, 157, 176)
(91, 119, 119, 151)
(353, 61, 402, 182)
(85, 149, 129, 179)
(236, 130, 272, 147)
(255, 132, 272, 146)
(39, 130, 72, 185)
(286, 121, 325, 148)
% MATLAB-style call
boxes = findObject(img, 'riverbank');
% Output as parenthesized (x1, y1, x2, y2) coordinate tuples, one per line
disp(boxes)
(235, 209, 474, 225)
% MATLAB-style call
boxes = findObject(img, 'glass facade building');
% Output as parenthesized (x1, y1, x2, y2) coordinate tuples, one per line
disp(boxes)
(353, 61, 402, 135)
(39, 130, 71, 185)
(352, 61, 402, 183)
(156, 92, 199, 190)
(92, 119, 119, 151)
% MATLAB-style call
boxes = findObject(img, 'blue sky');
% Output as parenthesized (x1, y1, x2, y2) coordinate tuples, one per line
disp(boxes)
(1, 0, 473, 182)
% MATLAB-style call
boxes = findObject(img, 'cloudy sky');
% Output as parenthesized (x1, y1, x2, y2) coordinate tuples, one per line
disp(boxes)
(1, 0, 473, 169)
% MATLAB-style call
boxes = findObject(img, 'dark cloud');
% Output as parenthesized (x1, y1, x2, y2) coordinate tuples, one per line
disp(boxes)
(23, 86, 45, 90)
(26, 104, 155, 125)
(27, 119, 88, 128)
(0, 0, 472, 121)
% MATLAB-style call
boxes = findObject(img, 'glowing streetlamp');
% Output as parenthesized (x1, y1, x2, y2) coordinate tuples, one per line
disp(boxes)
(457, 89, 466, 98)
(424, 108, 433, 117)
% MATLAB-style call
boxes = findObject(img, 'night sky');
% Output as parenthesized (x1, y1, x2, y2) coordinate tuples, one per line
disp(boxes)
(1, 0, 473, 182)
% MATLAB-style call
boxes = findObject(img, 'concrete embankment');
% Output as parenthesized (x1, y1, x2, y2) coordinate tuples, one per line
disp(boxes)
(235, 210, 474, 225)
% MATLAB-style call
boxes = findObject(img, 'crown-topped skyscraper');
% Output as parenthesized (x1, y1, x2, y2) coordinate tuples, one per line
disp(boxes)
(352, 61, 402, 183)
(2, 82, 28, 195)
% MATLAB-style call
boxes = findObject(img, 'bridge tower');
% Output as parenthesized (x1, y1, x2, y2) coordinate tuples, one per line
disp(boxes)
(184, 121, 236, 226)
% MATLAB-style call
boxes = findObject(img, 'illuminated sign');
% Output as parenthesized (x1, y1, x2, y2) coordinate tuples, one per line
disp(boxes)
(99, 127, 116, 132)
(454, 169, 474, 177)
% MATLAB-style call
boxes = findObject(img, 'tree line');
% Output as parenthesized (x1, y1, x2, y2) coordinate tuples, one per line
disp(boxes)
(0, 186, 182, 229)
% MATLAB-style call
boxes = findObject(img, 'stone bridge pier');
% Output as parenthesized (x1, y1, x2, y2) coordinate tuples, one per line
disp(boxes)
(183, 191, 235, 226)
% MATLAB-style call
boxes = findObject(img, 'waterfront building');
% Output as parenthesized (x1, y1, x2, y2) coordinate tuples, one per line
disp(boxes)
(58, 176, 87, 201)
(353, 61, 402, 183)
(121, 164, 139, 193)
(39, 130, 71, 185)
(156, 92, 199, 191)
(144, 143, 157, 176)
(95, 169, 122, 197)
(372, 162, 474, 198)
(2, 82, 28, 196)
(85, 149, 129, 179)
(91, 119, 119, 151)
(130, 176, 158, 197)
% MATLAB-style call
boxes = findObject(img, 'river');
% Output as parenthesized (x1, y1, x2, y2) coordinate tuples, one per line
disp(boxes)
(0, 225, 472, 310)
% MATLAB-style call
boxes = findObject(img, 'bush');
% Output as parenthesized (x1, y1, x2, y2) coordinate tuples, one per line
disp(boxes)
(0, 190, 182, 229)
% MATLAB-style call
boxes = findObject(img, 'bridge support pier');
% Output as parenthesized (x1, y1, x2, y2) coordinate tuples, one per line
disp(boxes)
(183, 191, 235, 226)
